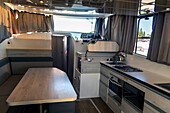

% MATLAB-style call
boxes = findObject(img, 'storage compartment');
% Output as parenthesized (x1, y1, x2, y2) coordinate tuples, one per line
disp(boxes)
(99, 81, 108, 103)
(108, 94, 121, 113)
(100, 73, 109, 86)
(121, 98, 141, 113)
(74, 69, 100, 98)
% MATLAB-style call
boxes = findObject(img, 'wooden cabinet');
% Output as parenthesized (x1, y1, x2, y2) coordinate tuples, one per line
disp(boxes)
(99, 81, 108, 103)
(74, 69, 100, 98)
(121, 98, 141, 113)
(108, 93, 121, 113)
(99, 67, 110, 103)
(100, 64, 169, 113)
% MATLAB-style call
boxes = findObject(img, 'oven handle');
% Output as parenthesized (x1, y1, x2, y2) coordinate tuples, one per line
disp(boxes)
(110, 79, 122, 88)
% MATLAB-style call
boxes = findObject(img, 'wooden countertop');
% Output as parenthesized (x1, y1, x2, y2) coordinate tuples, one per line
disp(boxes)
(6, 68, 77, 106)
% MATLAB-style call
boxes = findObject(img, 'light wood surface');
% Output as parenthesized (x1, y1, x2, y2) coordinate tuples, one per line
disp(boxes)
(6, 68, 77, 106)
(88, 41, 119, 52)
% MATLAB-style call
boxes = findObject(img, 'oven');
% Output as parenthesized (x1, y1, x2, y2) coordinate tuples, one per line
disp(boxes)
(123, 82, 145, 111)
(108, 74, 124, 104)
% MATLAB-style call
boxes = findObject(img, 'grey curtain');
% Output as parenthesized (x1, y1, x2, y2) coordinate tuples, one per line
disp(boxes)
(104, 16, 112, 40)
(105, 15, 137, 54)
(94, 18, 105, 36)
(0, 1, 13, 43)
(155, 0, 170, 12)
(147, 12, 170, 65)
(11, 11, 54, 34)
(96, 0, 139, 16)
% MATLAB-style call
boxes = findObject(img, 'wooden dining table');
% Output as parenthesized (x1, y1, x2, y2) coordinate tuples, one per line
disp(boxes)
(6, 68, 77, 113)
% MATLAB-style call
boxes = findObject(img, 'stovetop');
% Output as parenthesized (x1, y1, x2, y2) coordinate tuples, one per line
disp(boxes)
(113, 65, 143, 72)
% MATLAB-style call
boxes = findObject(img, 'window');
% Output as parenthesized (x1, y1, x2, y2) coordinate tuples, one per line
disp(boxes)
(140, 0, 155, 15)
(53, 16, 96, 33)
(134, 16, 153, 56)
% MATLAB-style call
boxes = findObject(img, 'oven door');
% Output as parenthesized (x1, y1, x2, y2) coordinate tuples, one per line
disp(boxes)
(123, 82, 145, 111)
(109, 80, 123, 104)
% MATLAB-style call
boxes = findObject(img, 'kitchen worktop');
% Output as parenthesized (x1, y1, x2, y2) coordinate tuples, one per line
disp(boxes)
(100, 61, 170, 98)
(77, 51, 115, 57)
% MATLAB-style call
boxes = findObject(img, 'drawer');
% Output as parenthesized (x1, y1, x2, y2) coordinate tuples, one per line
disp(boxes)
(143, 102, 160, 113)
(100, 73, 109, 86)
(99, 81, 108, 103)
(108, 95, 121, 113)
(121, 98, 141, 113)
(100, 66, 111, 78)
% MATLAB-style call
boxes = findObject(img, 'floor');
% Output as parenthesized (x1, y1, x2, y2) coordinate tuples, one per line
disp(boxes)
(0, 75, 23, 113)
(76, 98, 113, 113)
(0, 75, 113, 113)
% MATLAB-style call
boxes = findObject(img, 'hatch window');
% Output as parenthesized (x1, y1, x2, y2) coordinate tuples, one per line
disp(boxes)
(53, 16, 96, 33)
(134, 16, 153, 56)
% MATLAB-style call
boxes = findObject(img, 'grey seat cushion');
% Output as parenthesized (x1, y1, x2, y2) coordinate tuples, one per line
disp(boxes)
(0, 75, 23, 96)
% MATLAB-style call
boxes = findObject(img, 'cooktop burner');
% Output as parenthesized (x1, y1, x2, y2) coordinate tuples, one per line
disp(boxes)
(113, 65, 143, 72)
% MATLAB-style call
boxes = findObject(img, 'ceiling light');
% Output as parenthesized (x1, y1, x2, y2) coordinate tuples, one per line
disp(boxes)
(18, 4, 21, 7)
(40, 1, 44, 3)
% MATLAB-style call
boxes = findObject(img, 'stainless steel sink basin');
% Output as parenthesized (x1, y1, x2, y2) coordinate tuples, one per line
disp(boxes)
(155, 83, 170, 91)
(113, 65, 143, 72)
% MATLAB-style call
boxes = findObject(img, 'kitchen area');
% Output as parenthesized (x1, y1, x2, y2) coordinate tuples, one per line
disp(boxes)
(100, 60, 170, 113)
(70, 32, 170, 113)
(0, 0, 170, 113)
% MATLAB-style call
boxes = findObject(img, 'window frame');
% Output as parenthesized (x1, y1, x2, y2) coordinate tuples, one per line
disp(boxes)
(53, 16, 97, 33)
(134, 14, 154, 57)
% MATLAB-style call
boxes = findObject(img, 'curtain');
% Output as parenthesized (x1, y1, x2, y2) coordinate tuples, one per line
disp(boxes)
(96, 0, 139, 16)
(11, 11, 54, 34)
(105, 15, 137, 54)
(147, 12, 170, 65)
(104, 16, 112, 40)
(0, 1, 13, 43)
(94, 18, 105, 36)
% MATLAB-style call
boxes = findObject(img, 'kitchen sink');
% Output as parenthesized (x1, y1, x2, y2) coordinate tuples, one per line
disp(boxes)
(155, 83, 170, 91)
(113, 65, 143, 72)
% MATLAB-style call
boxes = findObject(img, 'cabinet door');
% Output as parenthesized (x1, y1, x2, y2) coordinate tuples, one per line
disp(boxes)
(99, 81, 108, 103)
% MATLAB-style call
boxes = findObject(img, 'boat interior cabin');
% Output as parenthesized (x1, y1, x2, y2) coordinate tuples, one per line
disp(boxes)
(0, 0, 170, 113)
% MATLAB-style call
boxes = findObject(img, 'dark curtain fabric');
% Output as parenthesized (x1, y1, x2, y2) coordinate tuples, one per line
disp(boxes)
(147, 12, 170, 65)
(0, 1, 13, 43)
(11, 11, 54, 34)
(94, 18, 105, 36)
(104, 16, 112, 40)
(105, 15, 137, 54)
(155, 0, 170, 12)
(96, 0, 139, 16)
